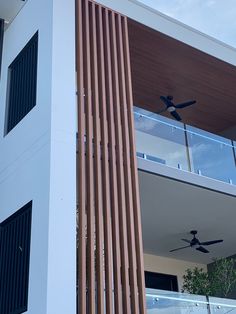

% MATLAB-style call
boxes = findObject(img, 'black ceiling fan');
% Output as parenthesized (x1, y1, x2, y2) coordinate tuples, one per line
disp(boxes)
(159, 95, 196, 121)
(170, 230, 223, 254)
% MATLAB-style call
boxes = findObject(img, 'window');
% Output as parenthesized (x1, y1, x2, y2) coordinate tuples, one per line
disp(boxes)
(0, 201, 32, 314)
(145, 271, 178, 292)
(5, 32, 38, 134)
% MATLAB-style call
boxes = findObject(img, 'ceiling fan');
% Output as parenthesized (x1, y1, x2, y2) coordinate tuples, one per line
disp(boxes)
(170, 230, 223, 254)
(159, 95, 196, 121)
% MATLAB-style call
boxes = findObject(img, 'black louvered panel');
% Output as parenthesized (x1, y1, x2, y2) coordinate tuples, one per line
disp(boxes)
(6, 31, 38, 134)
(0, 201, 32, 314)
(0, 19, 4, 78)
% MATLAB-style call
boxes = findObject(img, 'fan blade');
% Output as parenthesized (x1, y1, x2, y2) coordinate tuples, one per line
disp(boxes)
(175, 100, 196, 109)
(200, 240, 223, 246)
(170, 110, 182, 121)
(170, 245, 190, 252)
(196, 246, 209, 253)
(160, 96, 172, 107)
(181, 239, 191, 244)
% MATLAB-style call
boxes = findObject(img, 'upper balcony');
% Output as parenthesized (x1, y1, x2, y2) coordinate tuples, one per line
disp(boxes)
(134, 106, 236, 194)
(127, 16, 236, 195)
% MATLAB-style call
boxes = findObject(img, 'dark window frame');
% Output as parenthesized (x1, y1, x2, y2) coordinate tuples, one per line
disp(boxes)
(0, 201, 32, 314)
(145, 271, 179, 292)
(0, 19, 4, 78)
(5, 31, 38, 135)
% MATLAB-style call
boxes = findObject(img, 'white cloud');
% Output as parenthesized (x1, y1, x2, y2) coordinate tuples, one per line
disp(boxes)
(138, 0, 236, 47)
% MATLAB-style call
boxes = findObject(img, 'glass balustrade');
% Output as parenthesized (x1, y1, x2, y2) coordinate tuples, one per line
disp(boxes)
(134, 107, 190, 171)
(134, 107, 236, 185)
(186, 126, 236, 184)
(146, 289, 236, 314)
(208, 296, 236, 313)
(146, 288, 209, 313)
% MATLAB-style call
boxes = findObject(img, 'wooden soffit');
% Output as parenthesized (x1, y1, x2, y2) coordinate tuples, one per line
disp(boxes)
(128, 18, 236, 135)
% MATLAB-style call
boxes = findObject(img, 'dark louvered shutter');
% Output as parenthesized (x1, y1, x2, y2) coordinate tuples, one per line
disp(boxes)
(0, 19, 4, 78)
(6, 31, 38, 134)
(0, 201, 32, 314)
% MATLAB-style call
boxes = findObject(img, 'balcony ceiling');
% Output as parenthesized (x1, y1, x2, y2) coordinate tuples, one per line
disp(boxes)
(0, 0, 25, 22)
(129, 19, 236, 135)
(139, 169, 236, 264)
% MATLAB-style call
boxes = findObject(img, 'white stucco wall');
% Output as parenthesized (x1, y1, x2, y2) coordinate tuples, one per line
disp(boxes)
(46, 0, 77, 313)
(0, 0, 76, 313)
(144, 253, 207, 291)
(0, 1, 53, 313)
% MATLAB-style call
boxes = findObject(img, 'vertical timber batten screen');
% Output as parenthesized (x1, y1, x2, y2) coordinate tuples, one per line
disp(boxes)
(76, 1, 146, 313)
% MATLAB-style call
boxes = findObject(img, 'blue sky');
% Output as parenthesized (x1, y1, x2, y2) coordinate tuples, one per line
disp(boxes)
(138, 0, 236, 48)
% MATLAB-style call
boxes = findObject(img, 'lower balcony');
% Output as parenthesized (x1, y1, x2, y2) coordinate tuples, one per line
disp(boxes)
(138, 132, 236, 312)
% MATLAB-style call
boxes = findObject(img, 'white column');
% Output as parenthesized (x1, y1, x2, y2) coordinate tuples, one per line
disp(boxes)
(46, 0, 77, 312)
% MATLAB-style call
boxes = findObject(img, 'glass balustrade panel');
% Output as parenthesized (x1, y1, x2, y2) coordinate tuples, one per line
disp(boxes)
(134, 107, 190, 171)
(186, 125, 236, 184)
(146, 288, 209, 314)
(208, 296, 236, 313)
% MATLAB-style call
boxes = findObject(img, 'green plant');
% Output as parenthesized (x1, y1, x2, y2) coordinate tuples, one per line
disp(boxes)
(182, 267, 211, 296)
(182, 258, 236, 298)
(209, 258, 236, 298)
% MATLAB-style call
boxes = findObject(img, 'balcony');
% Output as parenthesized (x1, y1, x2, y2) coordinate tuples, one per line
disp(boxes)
(128, 11, 236, 314)
(146, 289, 236, 313)
(136, 106, 236, 295)
(0, 0, 27, 24)
(134, 107, 236, 190)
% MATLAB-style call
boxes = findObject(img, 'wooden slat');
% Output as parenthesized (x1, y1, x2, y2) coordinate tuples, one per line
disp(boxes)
(110, 11, 131, 313)
(76, 0, 86, 313)
(103, 8, 123, 314)
(116, 14, 139, 314)
(97, 6, 114, 314)
(123, 17, 147, 314)
(90, 3, 105, 314)
(76, 1, 147, 313)
(84, 1, 95, 313)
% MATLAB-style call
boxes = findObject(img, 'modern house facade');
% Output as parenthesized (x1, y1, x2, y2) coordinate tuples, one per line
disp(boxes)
(1, 0, 236, 313)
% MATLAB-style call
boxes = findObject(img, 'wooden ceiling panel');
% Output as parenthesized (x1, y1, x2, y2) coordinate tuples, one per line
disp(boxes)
(128, 19, 236, 134)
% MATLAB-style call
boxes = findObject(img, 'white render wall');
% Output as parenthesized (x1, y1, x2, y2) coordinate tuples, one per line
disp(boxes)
(95, 0, 236, 66)
(46, 0, 77, 313)
(144, 253, 207, 290)
(0, 0, 76, 313)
